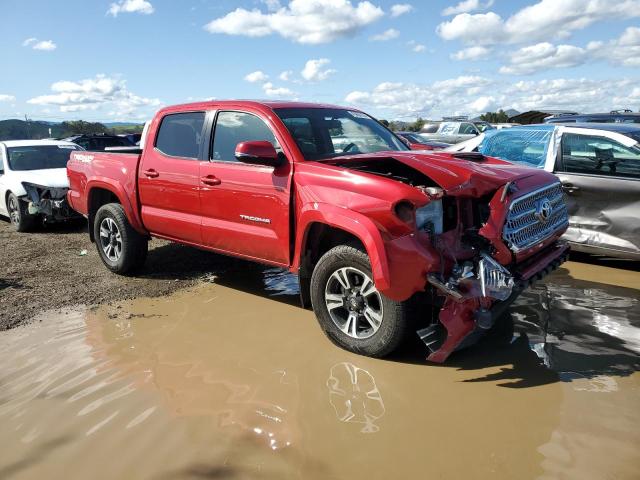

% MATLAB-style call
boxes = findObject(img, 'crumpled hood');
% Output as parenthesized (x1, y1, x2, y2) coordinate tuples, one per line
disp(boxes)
(17, 168, 69, 189)
(329, 151, 555, 197)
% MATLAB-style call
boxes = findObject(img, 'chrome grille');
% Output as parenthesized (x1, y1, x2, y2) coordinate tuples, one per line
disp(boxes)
(503, 182, 568, 252)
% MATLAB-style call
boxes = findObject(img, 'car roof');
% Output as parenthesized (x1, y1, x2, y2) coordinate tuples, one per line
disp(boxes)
(1, 139, 78, 147)
(162, 100, 357, 114)
(568, 122, 640, 134)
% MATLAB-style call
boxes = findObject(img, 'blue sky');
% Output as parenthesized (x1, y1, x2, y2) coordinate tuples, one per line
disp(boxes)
(1, 0, 639, 122)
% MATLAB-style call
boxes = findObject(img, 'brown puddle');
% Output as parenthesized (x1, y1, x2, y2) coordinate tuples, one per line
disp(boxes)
(0, 261, 639, 479)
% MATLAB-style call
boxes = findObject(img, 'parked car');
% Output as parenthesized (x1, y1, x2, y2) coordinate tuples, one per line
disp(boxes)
(63, 134, 133, 151)
(545, 110, 640, 124)
(492, 123, 520, 129)
(395, 132, 450, 150)
(119, 133, 142, 145)
(446, 123, 640, 259)
(67, 100, 569, 363)
(0, 140, 82, 231)
(420, 120, 495, 144)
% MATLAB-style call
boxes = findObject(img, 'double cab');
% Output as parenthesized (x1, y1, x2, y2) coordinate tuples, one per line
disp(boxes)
(67, 101, 569, 363)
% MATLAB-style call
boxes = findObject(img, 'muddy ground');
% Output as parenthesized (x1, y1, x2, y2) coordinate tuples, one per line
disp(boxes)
(0, 218, 258, 330)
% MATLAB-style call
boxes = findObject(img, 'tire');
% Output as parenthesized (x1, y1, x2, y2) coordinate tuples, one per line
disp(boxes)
(94, 203, 148, 274)
(310, 245, 410, 358)
(7, 193, 36, 232)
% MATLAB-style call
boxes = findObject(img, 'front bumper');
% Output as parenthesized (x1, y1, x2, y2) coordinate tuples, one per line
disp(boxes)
(22, 183, 79, 222)
(418, 241, 570, 363)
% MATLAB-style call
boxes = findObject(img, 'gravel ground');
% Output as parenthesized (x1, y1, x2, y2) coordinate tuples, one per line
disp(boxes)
(0, 217, 232, 330)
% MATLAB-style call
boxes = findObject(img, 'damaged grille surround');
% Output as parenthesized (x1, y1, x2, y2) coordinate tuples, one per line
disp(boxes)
(503, 182, 569, 252)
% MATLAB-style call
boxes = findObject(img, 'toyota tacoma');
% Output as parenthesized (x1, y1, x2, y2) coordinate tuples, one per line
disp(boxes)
(67, 101, 569, 362)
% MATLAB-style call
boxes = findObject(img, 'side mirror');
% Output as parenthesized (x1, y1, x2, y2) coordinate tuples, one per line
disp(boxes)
(235, 141, 283, 167)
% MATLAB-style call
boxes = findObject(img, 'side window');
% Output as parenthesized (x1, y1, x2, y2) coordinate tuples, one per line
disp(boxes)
(212, 111, 279, 162)
(459, 123, 477, 135)
(155, 112, 206, 159)
(560, 133, 640, 179)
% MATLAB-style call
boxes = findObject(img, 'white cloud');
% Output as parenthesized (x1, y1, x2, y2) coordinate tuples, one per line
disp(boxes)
(442, 0, 494, 16)
(390, 4, 413, 17)
(279, 70, 293, 81)
(204, 0, 384, 44)
(301, 58, 336, 81)
(437, 0, 640, 45)
(344, 76, 640, 119)
(32, 40, 57, 51)
(0, 94, 15, 102)
(500, 27, 640, 75)
(500, 42, 588, 75)
(244, 70, 269, 83)
(262, 82, 295, 98)
(370, 28, 399, 41)
(27, 74, 160, 116)
(407, 40, 426, 52)
(22, 38, 57, 51)
(451, 45, 491, 60)
(108, 0, 154, 17)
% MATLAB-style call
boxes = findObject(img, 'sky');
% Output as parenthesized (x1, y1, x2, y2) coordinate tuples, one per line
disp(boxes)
(0, 0, 639, 122)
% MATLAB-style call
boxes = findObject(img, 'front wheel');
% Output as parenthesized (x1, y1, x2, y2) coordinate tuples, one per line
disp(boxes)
(7, 193, 36, 232)
(310, 245, 410, 358)
(94, 203, 148, 274)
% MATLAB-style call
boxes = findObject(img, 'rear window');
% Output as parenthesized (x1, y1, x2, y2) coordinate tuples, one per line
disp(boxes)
(7, 144, 79, 171)
(479, 129, 551, 168)
(155, 112, 206, 159)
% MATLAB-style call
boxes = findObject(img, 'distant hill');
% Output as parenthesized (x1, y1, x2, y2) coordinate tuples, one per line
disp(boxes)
(0, 119, 144, 141)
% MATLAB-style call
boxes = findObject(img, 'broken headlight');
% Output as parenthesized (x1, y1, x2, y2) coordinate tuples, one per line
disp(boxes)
(416, 200, 443, 234)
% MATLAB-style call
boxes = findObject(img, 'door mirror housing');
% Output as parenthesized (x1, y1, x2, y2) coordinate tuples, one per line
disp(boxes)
(235, 141, 283, 167)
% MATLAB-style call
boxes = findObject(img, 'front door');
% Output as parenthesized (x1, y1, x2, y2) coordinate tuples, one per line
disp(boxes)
(138, 111, 206, 244)
(556, 130, 640, 256)
(199, 110, 292, 265)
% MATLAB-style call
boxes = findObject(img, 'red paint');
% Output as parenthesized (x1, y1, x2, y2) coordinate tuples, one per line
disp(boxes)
(67, 100, 568, 362)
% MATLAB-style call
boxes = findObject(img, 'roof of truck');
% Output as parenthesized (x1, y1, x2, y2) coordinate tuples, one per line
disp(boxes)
(161, 100, 359, 112)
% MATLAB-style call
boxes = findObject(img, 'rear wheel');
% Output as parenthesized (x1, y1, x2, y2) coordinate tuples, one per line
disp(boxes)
(7, 193, 36, 232)
(310, 245, 410, 358)
(94, 203, 147, 274)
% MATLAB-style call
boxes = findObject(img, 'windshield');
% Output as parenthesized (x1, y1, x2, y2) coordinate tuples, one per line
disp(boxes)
(7, 144, 79, 171)
(478, 128, 552, 168)
(475, 122, 495, 132)
(400, 133, 424, 143)
(275, 108, 408, 160)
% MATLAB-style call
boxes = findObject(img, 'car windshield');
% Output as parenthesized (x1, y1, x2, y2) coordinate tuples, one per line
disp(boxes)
(275, 108, 408, 160)
(478, 128, 552, 168)
(7, 144, 79, 171)
(401, 133, 424, 143)
(475, 122, 495, 132)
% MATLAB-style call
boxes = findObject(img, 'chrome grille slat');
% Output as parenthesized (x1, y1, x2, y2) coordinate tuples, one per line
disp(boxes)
(503, 182, 569, 252)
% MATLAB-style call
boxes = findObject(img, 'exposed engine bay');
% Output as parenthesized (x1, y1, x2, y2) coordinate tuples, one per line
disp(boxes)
(22, 182, 78, 223)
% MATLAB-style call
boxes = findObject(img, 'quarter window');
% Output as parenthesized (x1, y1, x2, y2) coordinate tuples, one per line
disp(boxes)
(212, 111, 279, 162)
(155, 112, 206, 159)
(560, 133, 640, 179)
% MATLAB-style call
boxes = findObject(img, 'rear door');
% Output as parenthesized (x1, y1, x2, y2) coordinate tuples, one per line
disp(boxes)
(138, 111, 206, 244)
(199, 109, 292, 265)
(556, 129, 640, 257)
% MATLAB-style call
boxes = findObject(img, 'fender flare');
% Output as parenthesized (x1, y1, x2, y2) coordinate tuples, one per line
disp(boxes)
(293, 202, 391, 291)
(86, 178, 146, 234)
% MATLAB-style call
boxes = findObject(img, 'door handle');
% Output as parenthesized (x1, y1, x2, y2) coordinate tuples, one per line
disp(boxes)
(561, 183, 580, 194)
(143, 169, 159, 178)
(201, 175, 221, 186)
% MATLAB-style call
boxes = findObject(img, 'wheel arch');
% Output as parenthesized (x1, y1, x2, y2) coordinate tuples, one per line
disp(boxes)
(294, 204, 391, 308)
(86, 181, 145, 242)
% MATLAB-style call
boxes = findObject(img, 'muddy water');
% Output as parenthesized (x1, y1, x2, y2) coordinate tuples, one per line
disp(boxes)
(0, 261, 639, 480)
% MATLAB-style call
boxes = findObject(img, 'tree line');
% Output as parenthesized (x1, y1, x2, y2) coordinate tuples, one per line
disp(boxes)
(0, 119, 143, 141)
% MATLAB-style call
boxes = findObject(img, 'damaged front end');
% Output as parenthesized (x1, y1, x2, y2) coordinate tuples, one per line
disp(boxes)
(22, 182, 79, 223)
(416, 180, 570, 363)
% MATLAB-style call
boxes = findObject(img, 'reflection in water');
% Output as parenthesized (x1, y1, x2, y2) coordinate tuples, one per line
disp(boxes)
(0, 260, 638, 479)
(326, 362, 385, 434)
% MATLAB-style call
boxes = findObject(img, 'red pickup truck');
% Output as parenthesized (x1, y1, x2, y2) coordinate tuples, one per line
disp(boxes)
(67, 101, 569, 363)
